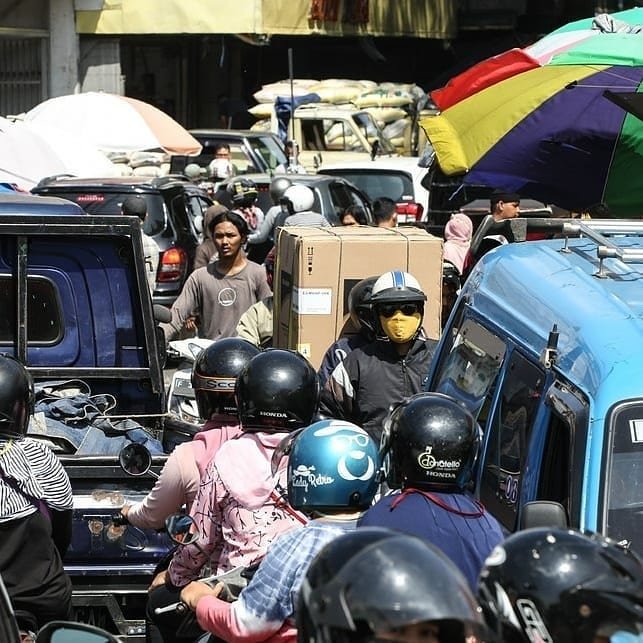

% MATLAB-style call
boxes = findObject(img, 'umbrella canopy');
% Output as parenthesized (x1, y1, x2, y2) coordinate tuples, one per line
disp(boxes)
(0, 117, 68, 189)
(431, 8, 643, 111)
(0, 116, 121, 191)
(23, 92, 202, 155)
(421, 64, 643, 216)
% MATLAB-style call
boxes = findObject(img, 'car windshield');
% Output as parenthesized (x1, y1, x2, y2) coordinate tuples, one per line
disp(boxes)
(604, 402, 643, 555)
(352, 112, 396, 154)
(249, 136, 288, 171)
(323, 169, 414, 204)
(51, 191, 168, 237)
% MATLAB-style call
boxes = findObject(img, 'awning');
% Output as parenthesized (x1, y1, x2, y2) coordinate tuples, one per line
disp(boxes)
(75, 0, 455, 39)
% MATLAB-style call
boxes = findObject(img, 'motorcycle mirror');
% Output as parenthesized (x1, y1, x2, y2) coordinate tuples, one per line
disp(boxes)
(118, 443, 158, 479)
(36, 621, 122, 642)
(165, 513, 199, 545)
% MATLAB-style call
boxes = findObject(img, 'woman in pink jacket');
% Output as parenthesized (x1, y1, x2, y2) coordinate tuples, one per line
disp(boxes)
(117, 337, 260, 528)
(148, 349, 320, 643)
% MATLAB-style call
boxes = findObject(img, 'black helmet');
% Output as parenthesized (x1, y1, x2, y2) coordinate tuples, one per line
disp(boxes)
(192, 338, 261, 419)
(269, 176, 292, 203)
(478, 527, 643, 643)
(442, 260, 461, 290)
(0, 354, 35, 439)
(297, 528, 488, 643)
(227, 178, 258, 207)
(381, 392, 479, 491)
(347, 276, 377, 338)
(236, 349, 319, 433)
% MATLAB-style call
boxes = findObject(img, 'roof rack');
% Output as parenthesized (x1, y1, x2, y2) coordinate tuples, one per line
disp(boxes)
(561, 219, 643, 277)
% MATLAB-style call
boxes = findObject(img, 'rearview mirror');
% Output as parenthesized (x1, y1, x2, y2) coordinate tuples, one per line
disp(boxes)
(165, 513, 199, 545)
(118, 443, 158, 479)
(37, 620, 121, 642)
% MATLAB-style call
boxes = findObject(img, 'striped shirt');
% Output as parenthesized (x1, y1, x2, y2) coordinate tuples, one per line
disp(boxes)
(0, 437, 73, 523)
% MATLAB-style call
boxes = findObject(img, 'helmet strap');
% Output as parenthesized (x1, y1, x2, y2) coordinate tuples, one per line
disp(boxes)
(391, 488, 485, 518)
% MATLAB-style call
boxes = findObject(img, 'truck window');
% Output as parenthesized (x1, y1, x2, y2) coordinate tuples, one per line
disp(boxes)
(604, 402, 643, 555)
(432, 318, 506, 420)
(479, 353, 545, 531)
(0, 276, 62, 344)
(538, 414, 570, 509)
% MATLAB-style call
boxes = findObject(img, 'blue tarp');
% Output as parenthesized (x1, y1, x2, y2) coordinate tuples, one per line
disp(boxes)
(274, 93, 321, 142)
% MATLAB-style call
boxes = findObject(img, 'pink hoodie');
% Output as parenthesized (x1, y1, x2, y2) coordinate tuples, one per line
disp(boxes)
(168, 431, 306, 586)
(443, 212, 473, 274)
(126, 417, 242, 530)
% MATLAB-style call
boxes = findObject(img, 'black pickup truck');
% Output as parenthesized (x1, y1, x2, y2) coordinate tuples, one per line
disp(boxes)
(0, 193, 186, 641)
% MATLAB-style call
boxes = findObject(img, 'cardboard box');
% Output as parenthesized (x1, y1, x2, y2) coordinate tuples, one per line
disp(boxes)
(273, 226, 443, 369)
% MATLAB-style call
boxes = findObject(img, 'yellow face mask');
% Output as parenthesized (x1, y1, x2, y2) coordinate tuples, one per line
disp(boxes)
(379, 307, 422, 343)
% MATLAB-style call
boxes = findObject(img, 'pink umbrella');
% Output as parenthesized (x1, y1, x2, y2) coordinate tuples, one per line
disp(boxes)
(24, 92, 202, 155)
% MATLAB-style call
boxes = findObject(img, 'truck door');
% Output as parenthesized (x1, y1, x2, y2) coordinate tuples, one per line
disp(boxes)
(477, 353, 546, 532)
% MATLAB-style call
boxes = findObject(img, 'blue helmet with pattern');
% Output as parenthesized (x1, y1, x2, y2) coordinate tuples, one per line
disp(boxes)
(286, 419, 380, 512)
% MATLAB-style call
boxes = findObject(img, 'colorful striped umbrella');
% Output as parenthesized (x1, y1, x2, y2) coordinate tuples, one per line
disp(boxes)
(422, 64, 643, 215)
(432, 8, 643, 111)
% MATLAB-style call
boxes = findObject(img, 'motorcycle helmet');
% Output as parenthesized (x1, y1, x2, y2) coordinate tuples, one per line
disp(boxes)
(208, 157, 233, 180)
(381, 392, 479, 491)
(297, 528, 488, 643)
(369, 270, 427, 342)
(192, 338, 261, 420)
(227, 178, 258, 207)
(478, 527, 643, 643)
(286, 419, 380, 512)
(236, 349, 319, 433)
(269, 176, 292, 204)
(347, 276, 377, 339)
(281, 184, 315, 215)
(0, 354, 35, 439)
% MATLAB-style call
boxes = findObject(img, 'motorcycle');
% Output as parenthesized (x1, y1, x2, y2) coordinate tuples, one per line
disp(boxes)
(166, 338, 214, 424)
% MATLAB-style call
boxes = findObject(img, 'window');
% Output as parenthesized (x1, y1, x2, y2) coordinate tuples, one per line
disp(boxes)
(479, 353, 545, 531)
(432, 318, 506, 422)
(604, 402, 643, 555)
(0, 276, 62, 344)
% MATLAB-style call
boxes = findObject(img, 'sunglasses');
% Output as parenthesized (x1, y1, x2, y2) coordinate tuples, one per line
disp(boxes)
(378, 303, 422, 318)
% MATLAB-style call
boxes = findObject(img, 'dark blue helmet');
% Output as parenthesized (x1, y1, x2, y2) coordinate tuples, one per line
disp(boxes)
(286, 419, 380, 512)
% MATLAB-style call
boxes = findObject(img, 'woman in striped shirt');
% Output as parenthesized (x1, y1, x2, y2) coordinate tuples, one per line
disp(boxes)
(0, 354, 74, 629)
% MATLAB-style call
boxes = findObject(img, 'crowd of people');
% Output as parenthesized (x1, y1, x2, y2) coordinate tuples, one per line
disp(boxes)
(1, 180, 640, 643)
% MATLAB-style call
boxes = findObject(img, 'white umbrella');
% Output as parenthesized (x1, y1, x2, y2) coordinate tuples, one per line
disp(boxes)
(24, 92, 202, 155)
(0, 117, 67, 190)
(23, 120, 120, 178)
(0, 117, 121, 191)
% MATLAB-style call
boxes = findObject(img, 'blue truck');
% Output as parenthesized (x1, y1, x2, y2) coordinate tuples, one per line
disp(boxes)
(0, 193, 184, 640)
(428, 219, 643, 555)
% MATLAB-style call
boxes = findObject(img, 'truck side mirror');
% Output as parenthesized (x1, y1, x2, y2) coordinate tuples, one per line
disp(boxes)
(119, 443, 158, 479)
(370, 139, 380, 161)
(519, 500, 568, 530)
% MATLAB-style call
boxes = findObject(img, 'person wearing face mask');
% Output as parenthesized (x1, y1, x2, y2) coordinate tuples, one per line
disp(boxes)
(320, 270, 437, 443)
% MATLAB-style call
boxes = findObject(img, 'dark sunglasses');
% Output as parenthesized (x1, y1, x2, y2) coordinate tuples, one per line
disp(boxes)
(378, 303, 421, 318)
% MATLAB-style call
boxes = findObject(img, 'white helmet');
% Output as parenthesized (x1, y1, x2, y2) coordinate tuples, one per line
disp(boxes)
(208, 157, 233, 180)
(282, 184, 315, 213)
(369, 270, 426, 305)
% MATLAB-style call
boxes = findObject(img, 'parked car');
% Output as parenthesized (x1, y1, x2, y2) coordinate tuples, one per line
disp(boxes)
(427, 218, 643, 554)
(32, 175, 212, 306)
(169, 128, 288, 176)
(318, 157, 429, 223)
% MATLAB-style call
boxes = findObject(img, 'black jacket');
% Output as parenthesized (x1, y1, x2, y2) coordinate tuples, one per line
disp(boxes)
(320, 336, 437, 442)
